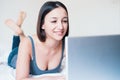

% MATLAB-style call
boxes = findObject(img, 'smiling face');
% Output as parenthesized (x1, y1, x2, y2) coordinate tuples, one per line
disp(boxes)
(42, 7, 68, 41)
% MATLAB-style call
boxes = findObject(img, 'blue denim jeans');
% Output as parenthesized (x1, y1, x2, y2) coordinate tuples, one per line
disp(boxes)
(8, 36, 20, 68)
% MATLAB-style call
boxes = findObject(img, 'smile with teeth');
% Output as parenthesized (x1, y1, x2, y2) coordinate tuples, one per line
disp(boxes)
(54, 31, 64, 36)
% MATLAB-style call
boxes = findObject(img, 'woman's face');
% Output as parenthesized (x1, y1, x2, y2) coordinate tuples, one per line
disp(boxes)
(42, 7, 68, 41)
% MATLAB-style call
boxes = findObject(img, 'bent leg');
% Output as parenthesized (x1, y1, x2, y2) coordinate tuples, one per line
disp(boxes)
(5, 19, 24, 35)
(12, 36, 20, 50)
(6, 11, 26, 68)
(8, 47, 18, 68)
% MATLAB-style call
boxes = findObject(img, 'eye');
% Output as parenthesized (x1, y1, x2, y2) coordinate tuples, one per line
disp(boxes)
(62, 20, 68, 23)
(51, 20, 57, 23)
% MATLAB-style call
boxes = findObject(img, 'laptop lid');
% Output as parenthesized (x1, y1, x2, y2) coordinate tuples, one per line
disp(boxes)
(66, 35, 120, 80)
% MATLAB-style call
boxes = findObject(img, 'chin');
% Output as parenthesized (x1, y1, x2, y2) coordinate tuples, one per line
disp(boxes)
(55, 36, 64, 41)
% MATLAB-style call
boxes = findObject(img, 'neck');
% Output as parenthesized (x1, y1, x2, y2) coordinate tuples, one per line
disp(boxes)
(36, 35, 62, 55)
(44, 38, 62, 50)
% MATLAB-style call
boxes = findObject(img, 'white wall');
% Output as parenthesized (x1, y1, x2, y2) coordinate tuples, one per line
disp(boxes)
(67, 0, 120, 37)
(0, 0, 44, 45)
(0, 0, 120, 45)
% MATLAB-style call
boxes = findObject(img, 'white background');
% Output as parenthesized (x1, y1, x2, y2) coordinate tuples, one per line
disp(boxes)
(0, 0, 120, 45)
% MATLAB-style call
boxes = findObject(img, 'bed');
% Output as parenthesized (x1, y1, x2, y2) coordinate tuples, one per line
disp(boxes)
(0, 41, 66, 80)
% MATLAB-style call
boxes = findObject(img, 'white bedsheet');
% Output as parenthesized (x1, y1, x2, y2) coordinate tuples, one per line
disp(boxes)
(0, 63, 15, 80)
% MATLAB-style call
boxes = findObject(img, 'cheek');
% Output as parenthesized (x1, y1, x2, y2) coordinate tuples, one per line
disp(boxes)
(63, 26, 68, 35)
(43, 23, 51, 30)
(64, 24, 68, 31)
(44, 25, 54, 34)
(44, 22, 56, 29)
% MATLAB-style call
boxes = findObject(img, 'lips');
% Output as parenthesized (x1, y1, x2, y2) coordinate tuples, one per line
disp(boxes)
(54, 31, 64, 36)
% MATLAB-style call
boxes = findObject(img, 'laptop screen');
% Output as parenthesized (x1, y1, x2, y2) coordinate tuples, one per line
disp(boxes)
(66, 35, 120, 80)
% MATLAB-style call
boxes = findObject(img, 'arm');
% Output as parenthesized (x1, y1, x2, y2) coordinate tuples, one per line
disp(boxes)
(16, 37, 31, 80)
(16, 37, 65, 80)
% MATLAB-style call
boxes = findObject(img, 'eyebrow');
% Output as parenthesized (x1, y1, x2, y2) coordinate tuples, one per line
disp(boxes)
(51, 17, 68, 19)
(63, 17, 68, 19)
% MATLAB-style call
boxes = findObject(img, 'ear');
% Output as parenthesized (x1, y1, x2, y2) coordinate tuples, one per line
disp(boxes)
(42, 24, 45, 29)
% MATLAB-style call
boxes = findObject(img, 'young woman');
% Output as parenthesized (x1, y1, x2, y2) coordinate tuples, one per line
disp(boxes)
(5, 1, 69, 80)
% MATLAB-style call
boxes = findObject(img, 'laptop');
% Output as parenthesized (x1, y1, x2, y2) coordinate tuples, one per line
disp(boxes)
(66, 35, 120, 80)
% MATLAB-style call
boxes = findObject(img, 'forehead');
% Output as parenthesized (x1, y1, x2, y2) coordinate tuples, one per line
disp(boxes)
(45, 7, 68, 19)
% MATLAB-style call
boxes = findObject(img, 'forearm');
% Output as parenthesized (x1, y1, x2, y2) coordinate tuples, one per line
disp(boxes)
(17, 75, 65, 80)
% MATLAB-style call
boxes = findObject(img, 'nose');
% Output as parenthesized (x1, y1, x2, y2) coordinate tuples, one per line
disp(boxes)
(57, 22, 63, 29)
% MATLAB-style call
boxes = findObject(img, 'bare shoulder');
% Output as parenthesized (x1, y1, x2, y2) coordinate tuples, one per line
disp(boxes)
(19, 36, 32, 53)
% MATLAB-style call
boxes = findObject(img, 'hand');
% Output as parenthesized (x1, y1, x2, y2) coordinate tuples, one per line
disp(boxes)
(41, 75, 66, 80)
(56, 75, 66, 80)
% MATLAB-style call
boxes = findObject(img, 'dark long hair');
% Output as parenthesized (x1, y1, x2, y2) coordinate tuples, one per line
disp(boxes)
(37, 1, 69, 42)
